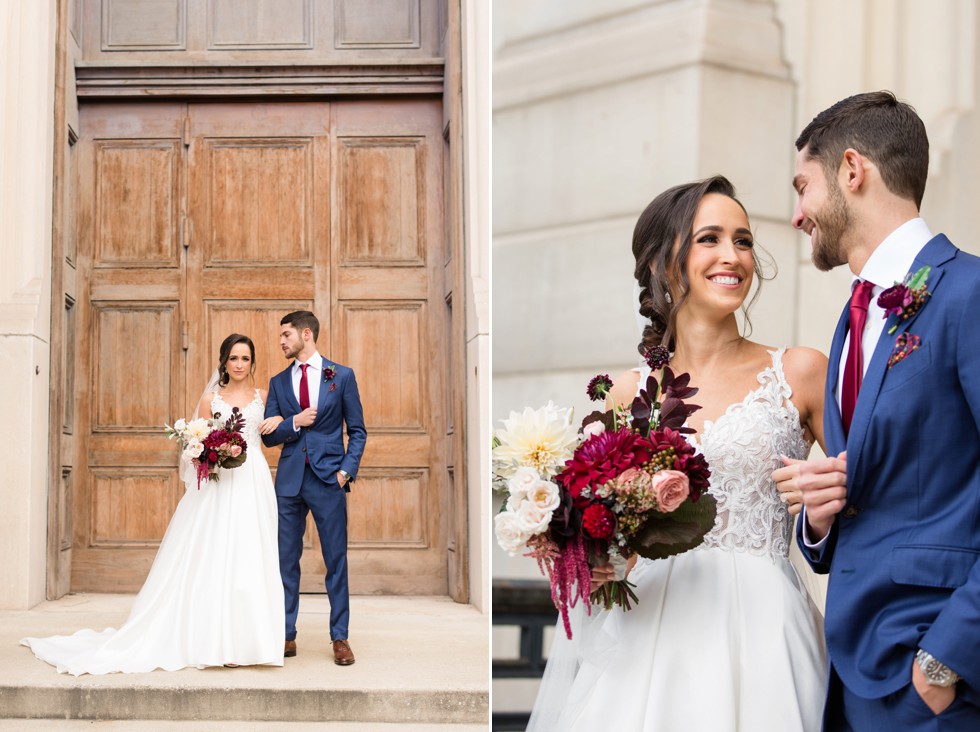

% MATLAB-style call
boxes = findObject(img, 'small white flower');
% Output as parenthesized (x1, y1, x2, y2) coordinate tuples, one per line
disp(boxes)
(173, 418, 187, 432)
(582, 421, 605, 438)
(494, 511, 530, 556)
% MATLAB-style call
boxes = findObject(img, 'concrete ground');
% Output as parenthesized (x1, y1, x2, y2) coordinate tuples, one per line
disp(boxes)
(0, 594, 489, 727)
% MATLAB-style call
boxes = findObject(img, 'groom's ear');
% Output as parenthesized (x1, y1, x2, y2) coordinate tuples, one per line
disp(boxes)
(840, 148, 866, 193)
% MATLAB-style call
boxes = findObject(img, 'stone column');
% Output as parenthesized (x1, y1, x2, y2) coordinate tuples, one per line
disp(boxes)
(0, 0, 58, 609)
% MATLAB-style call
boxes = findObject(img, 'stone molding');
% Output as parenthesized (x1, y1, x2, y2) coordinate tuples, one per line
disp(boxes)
(494, 0, 790, 111)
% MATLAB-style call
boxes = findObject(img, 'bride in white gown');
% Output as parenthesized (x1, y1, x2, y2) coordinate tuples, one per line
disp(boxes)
(528, 176, 829, 731)
(21, 333, 285, 675)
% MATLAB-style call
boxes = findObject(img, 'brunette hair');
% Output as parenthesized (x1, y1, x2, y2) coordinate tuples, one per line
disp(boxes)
(281, 310, 319, 342)
(633, 175, 769, 355)
(217, 333, 256, 386)
(796, 90, 929, 208)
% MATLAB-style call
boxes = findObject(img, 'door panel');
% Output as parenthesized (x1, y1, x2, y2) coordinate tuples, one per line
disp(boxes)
(73, 99, 447, 594)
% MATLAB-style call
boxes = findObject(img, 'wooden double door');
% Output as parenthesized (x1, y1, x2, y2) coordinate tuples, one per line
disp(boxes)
(72, 100, 449, 594)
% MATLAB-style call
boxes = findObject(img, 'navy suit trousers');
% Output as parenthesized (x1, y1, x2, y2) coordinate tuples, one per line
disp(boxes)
(827, 664, 980, 731)
(277, 463, 349, 641)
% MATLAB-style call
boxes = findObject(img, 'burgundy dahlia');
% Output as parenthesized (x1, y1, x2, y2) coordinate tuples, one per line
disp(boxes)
(557, 429, 652, 500)
(582, 503, 616, 539)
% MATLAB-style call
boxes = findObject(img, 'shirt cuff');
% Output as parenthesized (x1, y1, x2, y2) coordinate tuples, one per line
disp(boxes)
(801, 508, 830, 550)
(292, 416, 300, 432)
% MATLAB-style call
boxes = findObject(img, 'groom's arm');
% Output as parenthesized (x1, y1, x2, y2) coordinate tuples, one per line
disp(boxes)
(262, 378, 299, 448)
(339, 370, 367, 481)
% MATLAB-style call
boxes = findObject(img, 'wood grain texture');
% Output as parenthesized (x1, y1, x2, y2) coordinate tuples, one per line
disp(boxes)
(73, 98, 449, 596)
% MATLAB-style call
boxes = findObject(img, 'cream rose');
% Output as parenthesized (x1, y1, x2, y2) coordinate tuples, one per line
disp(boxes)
(513, 499, 553, 535)
(651, 469, 690, 513)
(526, 478, 560, 513)
(494, 510, 530, 556)
(507, 466, 541, 500)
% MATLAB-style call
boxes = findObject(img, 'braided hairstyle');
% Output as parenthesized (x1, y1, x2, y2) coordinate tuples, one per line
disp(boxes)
(633, 175, 767, 355)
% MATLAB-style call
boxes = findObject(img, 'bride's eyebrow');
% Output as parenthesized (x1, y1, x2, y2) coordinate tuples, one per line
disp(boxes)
(693, 225, 722, 236)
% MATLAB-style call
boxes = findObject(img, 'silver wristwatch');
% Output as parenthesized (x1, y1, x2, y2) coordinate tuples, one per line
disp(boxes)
(916, 649, 960, 687)
(338, 470, 351, 482)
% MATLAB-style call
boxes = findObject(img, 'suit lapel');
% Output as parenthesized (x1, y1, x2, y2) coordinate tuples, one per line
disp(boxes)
(824, 301, 849, 456)
(280, 364, 301, 413)
(845, 234, 955, 499)
(317, 356, 334, 412)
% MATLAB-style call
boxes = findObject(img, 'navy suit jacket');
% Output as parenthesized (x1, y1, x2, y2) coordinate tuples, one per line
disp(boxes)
(798, 234, 980, 702)
(262, 357, 367, 495)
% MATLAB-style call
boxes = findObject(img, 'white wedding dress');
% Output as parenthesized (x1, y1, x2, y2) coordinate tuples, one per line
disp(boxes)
(21, 389, 285, 675)
(529, 348, 827, 731)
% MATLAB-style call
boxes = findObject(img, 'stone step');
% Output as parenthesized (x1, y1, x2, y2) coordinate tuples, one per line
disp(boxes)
(0, 594, 489, 726)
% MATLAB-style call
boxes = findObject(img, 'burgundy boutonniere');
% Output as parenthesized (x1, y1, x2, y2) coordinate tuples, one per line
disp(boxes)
(887, 332, 921, 369)
(878, 265, 930, 335)
(323, 366, 337, 383)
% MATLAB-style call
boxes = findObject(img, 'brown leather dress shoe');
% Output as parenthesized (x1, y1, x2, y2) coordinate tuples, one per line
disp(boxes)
(284, 639, 297, 658)
(332, 639, 355, 666)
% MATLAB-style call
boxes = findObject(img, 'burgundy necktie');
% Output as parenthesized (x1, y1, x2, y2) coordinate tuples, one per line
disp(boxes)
(841, 280, 875, 436)
(299, 363, 310, 410)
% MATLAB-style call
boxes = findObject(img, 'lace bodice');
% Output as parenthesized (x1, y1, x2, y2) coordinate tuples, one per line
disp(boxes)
(638, 348, 811, 559)
(211, 389, 265, 448)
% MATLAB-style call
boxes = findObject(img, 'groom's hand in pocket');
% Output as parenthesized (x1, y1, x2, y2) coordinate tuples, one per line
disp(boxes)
(912, 659, 956, 715)
(772, 452, 847, 541)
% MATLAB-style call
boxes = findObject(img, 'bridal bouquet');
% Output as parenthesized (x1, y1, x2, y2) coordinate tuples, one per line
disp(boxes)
(493, 346, 717, 638)
(164, 408, 248, 488)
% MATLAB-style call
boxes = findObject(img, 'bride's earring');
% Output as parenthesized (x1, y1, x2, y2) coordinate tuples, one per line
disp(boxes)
(664, 287, 672, 304)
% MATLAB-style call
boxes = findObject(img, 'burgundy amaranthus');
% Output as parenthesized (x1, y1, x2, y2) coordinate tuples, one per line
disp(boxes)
(536, 534, 592, 639)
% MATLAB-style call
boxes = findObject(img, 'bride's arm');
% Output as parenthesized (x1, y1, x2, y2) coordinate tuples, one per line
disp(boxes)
(782, 346, 828, 454)
(197, 392, 216, 420)
(257, 388, 284, 435)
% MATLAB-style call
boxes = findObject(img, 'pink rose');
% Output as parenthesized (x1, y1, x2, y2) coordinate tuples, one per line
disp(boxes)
(228, 445, 242, 457)
(651, 469, 690, 513)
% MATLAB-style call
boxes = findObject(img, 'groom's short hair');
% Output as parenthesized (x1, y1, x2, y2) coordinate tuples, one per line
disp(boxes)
(796, 90, 929, 209)
(282, 310, 319, 341)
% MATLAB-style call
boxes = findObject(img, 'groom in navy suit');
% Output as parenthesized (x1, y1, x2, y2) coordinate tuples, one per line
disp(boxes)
(774, 91, 980, 729)
(263, 310, 366, 665)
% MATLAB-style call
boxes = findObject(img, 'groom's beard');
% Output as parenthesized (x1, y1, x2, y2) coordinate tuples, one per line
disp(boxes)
(283, 342, 303, 360)
(810, 180, 850, 272)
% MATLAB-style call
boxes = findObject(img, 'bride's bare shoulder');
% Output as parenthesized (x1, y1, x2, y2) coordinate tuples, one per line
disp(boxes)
(607, 369, 642, 410)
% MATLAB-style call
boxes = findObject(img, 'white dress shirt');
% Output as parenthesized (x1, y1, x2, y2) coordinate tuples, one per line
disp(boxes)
(804, 218, 933, 548)
(834, 218, 933, 404)
(291, 350, 323, 430)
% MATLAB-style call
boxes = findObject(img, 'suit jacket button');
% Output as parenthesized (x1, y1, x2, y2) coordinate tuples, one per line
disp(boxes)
(843, 505, 859, 519)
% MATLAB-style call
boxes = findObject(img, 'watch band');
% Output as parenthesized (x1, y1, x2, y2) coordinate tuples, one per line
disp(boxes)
(916, 649, 960, 687)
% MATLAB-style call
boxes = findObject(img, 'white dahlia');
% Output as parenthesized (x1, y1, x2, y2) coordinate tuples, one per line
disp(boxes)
(492, 401, 579, 478)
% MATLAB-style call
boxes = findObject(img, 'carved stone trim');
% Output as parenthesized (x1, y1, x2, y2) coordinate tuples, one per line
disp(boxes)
(75, 62, 445, 97)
